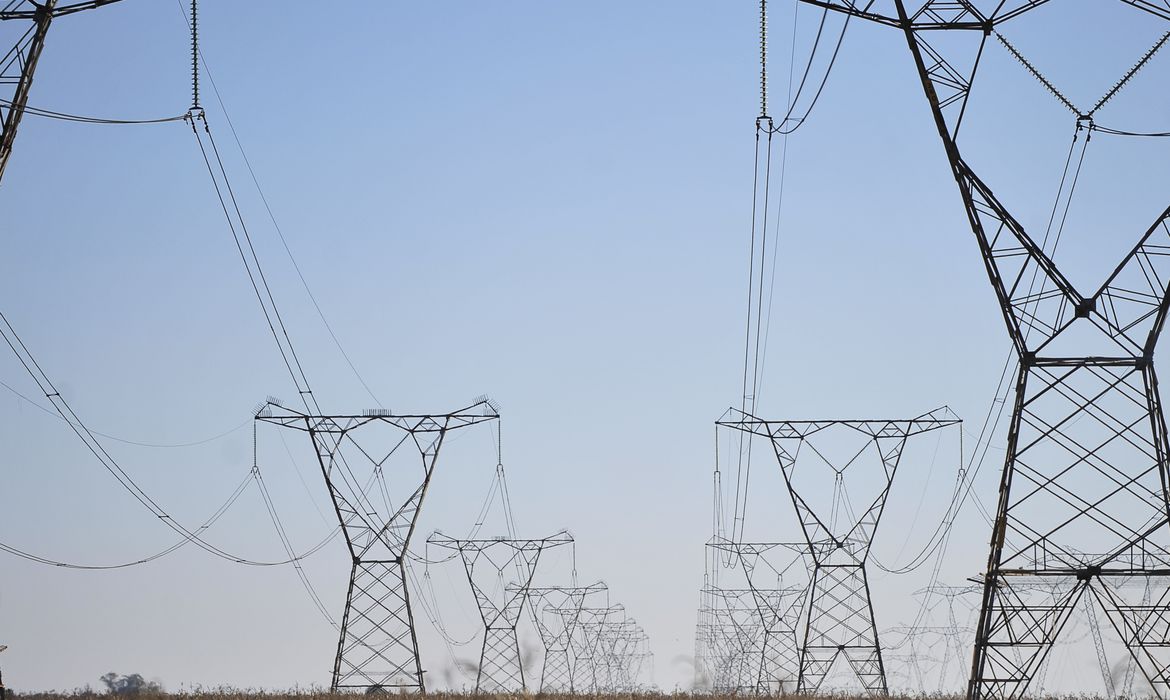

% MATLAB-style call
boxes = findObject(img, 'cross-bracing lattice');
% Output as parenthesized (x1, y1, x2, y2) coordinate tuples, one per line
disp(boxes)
(523, 582, 608, 692)
(427, 532, 573, 693)
(256, 399, 498, 692)
(591, 617, 651, 692)
(720, 408, 960, 694)
(560, 604, 623, 692)
(884, 584, 981, 694)
(561, 604, 650, 692)
(697, 586, 766, 693)
(708, 539, 808, 694)
(786, 2, 1170, 697)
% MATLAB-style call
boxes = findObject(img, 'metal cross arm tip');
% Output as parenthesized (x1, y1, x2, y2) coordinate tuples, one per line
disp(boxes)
(0, 0, 126, 22)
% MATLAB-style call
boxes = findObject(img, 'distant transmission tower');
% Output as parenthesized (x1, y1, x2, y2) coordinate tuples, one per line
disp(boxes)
(788, 2, 1170, 698)
(699, 585, 765, 693)
(561, 603, 625, 692)
(255, 399, 499, 692)
(1, 1, 126, 183)
(427, 532, 574, 694)
(709, 539, 808, 694)
(720, 408, 960, 694)
(524, 582, 608, 692)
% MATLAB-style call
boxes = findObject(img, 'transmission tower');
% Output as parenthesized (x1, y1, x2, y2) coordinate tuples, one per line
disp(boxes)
(599, 622, 652, 692)
(523, 582, 608, 692)
(427, 532, 574, 694)
(698, 585, 766, 693)
(0, 1, 124, 184)
(709, 539, 808, 694)
(901, 584, 982, 693)
(720, 408, 960, 694)
(560, 603, 625, 692)
(586, 615, 651, 692)
(255, 399, 498, 692)
(786, 1, 1170, 697)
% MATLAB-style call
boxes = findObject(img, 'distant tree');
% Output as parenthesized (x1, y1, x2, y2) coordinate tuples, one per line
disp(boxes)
(99, 673, 161, 696)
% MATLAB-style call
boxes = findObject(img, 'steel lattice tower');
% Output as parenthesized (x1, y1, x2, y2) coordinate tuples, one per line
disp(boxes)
(785, 1, 1170, 697)
(700, 585, 766, 693)
(559, 604, 625, 692)
(709, 540, 808, 694)
(558, 604, 649, 692)
(523, 582, 608, 692)
(427, 532, 574, 694)
(720, 408, 959, 694)
(256, 400, 498, 692)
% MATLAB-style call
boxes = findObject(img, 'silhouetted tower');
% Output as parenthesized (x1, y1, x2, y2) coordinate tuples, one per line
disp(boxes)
(781, 1, 1170, 697)
(427, 532, 574, 694)
(720, 408, 960, 694)
(1, 1, 126, 183)
(256, 400, 498, 692)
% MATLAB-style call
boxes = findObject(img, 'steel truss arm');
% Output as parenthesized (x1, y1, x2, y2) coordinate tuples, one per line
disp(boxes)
(796, 0, 1052, 29)
(0, 0, 125, 21)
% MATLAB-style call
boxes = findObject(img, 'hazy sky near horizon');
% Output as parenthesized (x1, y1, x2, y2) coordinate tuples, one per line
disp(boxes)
(2, 0, 1170, 694)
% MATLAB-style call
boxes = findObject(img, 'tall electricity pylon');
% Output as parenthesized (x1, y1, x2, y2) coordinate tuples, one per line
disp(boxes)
(256, 400, 499, 692)
(0, 1, 124, 184)
(524, 582, 608, 692)
(785, 1, 1170, 697)
(720, 408, 960, 694)
(427, 532, 574, 694)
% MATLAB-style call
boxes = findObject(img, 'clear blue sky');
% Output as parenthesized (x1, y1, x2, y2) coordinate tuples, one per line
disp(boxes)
(1, 0, 1168, 693)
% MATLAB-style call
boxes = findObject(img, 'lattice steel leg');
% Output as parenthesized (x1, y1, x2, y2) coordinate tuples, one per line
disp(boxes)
(1093, 577, 1170, 698)
(760, 629, 800, 694)
(540, 648, 572, 692)
(799, 565, 887, 695)
(333, 560, 423, 692)
(477, 627, 524, 693)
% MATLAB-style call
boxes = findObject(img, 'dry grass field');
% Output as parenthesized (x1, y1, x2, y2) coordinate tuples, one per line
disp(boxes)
(7, 693, 1120, 700)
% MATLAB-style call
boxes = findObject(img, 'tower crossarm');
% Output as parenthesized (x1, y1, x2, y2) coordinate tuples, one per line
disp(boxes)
(717, 407, 960, 440)
(523, 582, 607, 649)
(256, 399, 499, 561)
(718, 408, 959, 561)
(795, 0, 1057, 30)
(0, 0, 125, 21)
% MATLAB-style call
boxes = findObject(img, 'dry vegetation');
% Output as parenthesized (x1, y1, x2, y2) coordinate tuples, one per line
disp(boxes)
(8, 693, 1120, 700)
